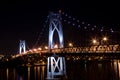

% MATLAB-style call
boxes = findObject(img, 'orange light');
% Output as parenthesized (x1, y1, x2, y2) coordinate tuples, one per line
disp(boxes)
(92, 39, 97, 44)
(45, 46, 48, 49)
(103, 37, 107, 41)
(38, 47, 42, 50)
(54, 44, 58, 49)
(69, 43, 73, 47)
(33, 49, 37, 52)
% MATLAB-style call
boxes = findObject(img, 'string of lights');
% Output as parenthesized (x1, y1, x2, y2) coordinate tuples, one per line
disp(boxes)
(61, 11, 114, 33)
(31, 11, 118, 49)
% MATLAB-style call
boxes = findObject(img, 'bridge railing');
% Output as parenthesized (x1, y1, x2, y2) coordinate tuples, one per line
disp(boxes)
(14, 44, 120, 57)
(50, 44, 120, 53)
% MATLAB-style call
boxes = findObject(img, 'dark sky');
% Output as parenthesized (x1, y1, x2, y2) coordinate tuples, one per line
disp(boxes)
(0, 0, 120, 54)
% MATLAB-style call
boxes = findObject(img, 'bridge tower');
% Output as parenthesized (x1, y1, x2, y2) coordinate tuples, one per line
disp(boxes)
(19, 40, 26, 54)
(48, 12, 64, 50)
(46, 54, 67, 79)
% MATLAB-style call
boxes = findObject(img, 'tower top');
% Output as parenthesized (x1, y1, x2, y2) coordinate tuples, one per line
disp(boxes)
(48, 11, 61, 20)
(48, 11, 64, 50)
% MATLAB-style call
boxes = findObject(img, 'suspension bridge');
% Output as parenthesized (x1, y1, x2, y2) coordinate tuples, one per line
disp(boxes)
(17, 11, 120, 55)
(1, 10, 120, 66)
(0, 9, 120, 80)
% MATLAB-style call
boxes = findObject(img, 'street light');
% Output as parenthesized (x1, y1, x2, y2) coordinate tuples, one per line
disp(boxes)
(38, 47, 42, 50)
(101, 36, 108, 45)
(54, 44, 58, 49)
(92, 39, 97, 44)
(68, 43, 73, 47)
(45, 46, 48, 49)
(92, 38, 99, 45)
(33, 49, 37, 52)
(103, 37, 107, 41)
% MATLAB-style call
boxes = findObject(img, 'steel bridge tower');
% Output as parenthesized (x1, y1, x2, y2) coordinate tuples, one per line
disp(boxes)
(19, 40, 26, 54)
(48, 12, 64, 50)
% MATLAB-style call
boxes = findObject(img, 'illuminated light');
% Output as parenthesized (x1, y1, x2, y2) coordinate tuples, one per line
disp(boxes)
(12, 56, 15, 58)
(29, 49, 32, 52)
(103, 37, 108, 42)
(19, 40, 26, 54)
(94, 25, 96, 28)
(16, 54, 19, 57)
(45, 46, 48, 49)
(77, 20, 79, 22)
(48, 12, 64, 49)
(92, 39, 97, 44)
(73, 18, 75, 20)
(84, 26, 87, 29)
(100, 28, 103, 32)
(101, 29, 103, 32)
(38, 47, 42, 50)
(68, 16, 71, 18)
(68, 21, 70, 24)
(47, 57, 66, 79)
(102, 27, 104, 30)
(69, 43, 73, 47)
(92, 28, 94, 30)
(110, 28, 114, 32)
(24, 51, 27, 54)
(64, 20, 66, 22)
(54, 44, 58, 49)
(88, 24, 90, 26)
(6, 68, 9, 80)
(111, 30, 114, 32)
(65, 14, 67, 16)
(59, 10, 61, 13)
(78, 25, 80, 27)
(101, 27, 104, 30)
(73, 23, 75, 26)
(33, 49, 37, 52)
(6, 59, 9, 61)
(82, 22, 84, 24)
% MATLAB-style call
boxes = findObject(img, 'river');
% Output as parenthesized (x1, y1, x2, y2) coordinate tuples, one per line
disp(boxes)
(0, 59, 120, 80)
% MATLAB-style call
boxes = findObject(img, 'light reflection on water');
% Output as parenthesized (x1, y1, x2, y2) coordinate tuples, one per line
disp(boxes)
(113, 60, 120, 80)
(1, 60, 120, 80)
(6, 68, 9, 80)
(28, 67, 30, 80)
(0, 66, 46, 80)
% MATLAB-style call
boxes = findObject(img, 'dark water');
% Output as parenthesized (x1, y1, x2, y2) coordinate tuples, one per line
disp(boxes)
(0, 59, 120, 80)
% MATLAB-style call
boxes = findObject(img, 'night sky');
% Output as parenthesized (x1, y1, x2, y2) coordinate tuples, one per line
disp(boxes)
(0, 0, 120, 54)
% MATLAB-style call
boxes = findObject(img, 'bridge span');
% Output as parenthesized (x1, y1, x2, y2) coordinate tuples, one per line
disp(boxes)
(18, 44, 120, 55)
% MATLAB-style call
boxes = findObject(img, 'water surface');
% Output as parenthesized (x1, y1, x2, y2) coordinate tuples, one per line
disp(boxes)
(0, 59, 120, 80)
